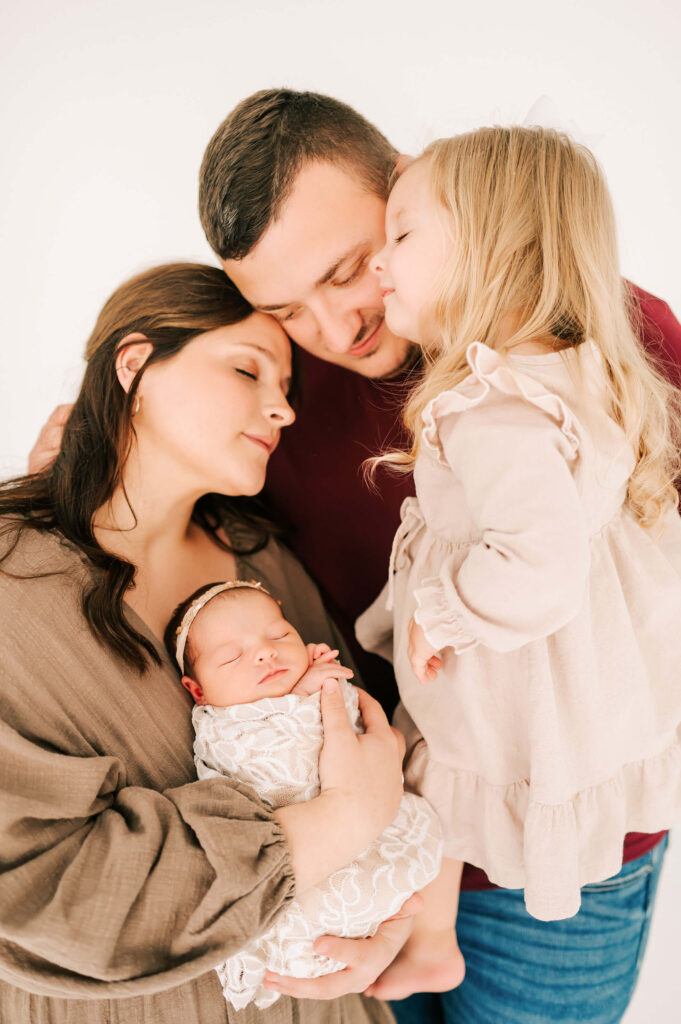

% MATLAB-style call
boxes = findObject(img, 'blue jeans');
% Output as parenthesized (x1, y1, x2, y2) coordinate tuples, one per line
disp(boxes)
(391, 837, 668, 1024)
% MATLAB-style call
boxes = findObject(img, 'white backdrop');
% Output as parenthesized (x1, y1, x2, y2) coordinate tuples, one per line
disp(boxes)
(1, 1, 679, 1019)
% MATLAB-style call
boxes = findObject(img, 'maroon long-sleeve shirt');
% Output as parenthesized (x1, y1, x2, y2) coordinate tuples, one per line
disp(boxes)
(265, 283, 681, 889)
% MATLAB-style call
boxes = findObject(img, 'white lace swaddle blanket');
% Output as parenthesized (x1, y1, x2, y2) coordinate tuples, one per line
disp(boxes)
(193, 681, 443, 1010)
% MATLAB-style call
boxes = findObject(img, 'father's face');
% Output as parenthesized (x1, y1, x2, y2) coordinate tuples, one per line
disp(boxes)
(223, 162, 412, 379)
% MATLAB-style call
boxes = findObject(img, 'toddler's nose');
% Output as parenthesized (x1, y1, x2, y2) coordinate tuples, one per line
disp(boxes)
(370, 247, 386, 277)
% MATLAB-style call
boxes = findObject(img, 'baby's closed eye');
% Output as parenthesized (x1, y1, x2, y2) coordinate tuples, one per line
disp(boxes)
(218, 646, 242, 666)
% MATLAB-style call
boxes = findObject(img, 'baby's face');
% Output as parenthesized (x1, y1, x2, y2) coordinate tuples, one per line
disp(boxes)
(186, 589, 309, 707)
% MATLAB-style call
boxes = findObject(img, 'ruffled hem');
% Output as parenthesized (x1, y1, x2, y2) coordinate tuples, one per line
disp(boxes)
(421, 342, 580, 468)
(413, 577, 478, 653)
(405, 730, 681, 921)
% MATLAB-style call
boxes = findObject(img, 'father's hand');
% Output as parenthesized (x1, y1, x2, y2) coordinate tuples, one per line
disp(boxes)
(262, 893, 422, 1000)
(28, 404, 72, 473)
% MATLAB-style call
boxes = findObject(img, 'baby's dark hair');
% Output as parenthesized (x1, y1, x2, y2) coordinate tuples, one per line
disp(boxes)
(164, 580, 279, 676)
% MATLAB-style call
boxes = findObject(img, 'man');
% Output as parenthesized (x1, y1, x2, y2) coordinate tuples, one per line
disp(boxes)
(198, 89, 681, 1022)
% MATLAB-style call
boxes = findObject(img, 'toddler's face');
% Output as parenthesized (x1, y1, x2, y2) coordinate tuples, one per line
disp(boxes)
(183, 589, 309, 707)
(370, 158, 451, 347)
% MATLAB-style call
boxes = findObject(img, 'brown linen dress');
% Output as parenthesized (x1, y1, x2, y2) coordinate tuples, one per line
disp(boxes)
(0, 525, 394, 1024)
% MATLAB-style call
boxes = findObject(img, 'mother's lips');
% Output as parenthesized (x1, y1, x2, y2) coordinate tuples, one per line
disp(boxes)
(243, 433, 276, 453)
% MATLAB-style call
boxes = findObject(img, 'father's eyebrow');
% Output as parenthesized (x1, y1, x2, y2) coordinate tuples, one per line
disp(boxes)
(253, 243, 369, 313)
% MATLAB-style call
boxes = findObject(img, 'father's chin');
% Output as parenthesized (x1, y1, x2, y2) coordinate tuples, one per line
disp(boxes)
(353, 321, 414, 380)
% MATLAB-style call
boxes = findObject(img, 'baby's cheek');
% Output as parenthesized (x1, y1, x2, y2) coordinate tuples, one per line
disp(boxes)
(295, 643, 314, 678)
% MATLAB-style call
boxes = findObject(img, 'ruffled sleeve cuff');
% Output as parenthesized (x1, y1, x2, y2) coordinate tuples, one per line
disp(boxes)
(413, 577, 479, 653)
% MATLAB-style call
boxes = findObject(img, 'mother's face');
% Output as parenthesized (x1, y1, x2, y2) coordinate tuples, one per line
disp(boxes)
(131, 312, 294, 498)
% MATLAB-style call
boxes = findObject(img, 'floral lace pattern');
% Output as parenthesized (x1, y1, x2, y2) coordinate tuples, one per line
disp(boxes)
(193, 682, 443, 1009)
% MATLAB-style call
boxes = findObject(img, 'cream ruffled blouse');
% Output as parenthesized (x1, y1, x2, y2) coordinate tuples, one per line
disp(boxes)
(357, 340, 681, 921)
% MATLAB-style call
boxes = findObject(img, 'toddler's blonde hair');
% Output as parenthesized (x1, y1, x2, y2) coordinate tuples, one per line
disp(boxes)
(382, 126, 680, 526)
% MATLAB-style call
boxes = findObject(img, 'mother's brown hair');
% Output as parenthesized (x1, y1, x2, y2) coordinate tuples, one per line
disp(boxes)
(0, 262, 280, 672)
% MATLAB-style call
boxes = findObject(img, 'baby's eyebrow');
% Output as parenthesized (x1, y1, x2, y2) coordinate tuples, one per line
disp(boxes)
(213, 640, 240, 658)
(268, 618, 291, 630)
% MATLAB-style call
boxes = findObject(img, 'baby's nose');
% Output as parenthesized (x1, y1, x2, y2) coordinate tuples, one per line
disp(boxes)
(255, 646, 277, 664)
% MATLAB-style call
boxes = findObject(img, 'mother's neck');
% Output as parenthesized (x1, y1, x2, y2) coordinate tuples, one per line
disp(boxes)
(91, 445, 241, 640)
(92, 447, 206, 562)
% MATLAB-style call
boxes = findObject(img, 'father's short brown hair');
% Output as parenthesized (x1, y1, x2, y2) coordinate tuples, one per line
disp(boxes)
(199, 89, 397, 261)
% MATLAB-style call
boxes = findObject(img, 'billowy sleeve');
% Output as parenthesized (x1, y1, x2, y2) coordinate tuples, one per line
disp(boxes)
(0, 714, 295, 998)
(413, 391, 590, 654)
(0, 545, 295, 999)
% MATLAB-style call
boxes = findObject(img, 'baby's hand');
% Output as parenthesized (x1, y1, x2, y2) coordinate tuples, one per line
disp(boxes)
(306, 642, 340, 666)
(408, 618, 443, 685)
(292, 652, 354, 696)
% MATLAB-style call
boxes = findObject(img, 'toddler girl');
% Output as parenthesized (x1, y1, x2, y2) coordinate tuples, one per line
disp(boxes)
(357, 126, 681, 998)
(164, 579, 443, 1010)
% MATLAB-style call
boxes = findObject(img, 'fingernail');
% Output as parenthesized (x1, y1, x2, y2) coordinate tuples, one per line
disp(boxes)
(323, 678, 338, 693)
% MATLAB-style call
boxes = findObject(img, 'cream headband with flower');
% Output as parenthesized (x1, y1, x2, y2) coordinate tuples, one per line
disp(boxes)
(174, 579, 271, 674)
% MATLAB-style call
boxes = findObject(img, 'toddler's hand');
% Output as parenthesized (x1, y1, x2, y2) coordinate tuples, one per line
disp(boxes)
(408, 618, 442, 685)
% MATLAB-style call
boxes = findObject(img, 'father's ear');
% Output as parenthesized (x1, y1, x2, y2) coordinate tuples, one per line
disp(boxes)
(115, 333, 154, 394)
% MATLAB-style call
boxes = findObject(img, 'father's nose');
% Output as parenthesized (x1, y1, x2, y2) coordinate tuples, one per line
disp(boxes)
(312, 298, 362, 353)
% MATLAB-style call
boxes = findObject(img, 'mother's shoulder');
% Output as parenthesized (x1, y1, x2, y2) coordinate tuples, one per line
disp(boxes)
(0, 520, 88, 600)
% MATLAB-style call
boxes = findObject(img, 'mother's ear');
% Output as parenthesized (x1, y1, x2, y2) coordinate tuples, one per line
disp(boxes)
(115, 332, 154, 394)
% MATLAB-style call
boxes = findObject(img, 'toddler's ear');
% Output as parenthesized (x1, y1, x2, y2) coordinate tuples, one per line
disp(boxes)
(181, 674, 205, 705)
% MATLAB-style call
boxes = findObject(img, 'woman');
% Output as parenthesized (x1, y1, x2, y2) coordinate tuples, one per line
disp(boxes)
(0, 263, 411, 1023)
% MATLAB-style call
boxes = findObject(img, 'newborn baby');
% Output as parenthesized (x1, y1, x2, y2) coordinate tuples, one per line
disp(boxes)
(165, 580, 443, 1010)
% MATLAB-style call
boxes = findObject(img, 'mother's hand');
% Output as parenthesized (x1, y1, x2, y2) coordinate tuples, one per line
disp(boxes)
(274, 680, 405, 893)
(319, 682, 406, 849)
(262, 894, 422, 1000)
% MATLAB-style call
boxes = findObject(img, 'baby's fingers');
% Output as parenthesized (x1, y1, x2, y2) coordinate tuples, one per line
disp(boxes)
(314, 648, 340, 664)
